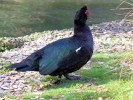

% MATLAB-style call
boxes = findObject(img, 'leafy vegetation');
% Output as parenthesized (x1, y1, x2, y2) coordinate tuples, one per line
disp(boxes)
(0, 39, 20, 51)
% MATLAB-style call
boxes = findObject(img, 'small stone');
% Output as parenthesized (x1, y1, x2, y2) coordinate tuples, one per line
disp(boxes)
(1, 86, 9, 90)
(3, 83, 10, 87)
(35, 96, 39, 99)
(34, 79, 41, 83)
(98, 62, 104, 64)
(82, 67, 91, 70)
(98, 97, 103, 100)
(0, 66, 3, 69)
(14, 88, 21, 91)
(1, 74, 7, 78)
(4, 76, 10, 80)
(39, 98, 45, 100)
(0, 97, 4, 100)
(60, 95, 65, 98)
(9, 71, 17, 75)
(0, 78, 4, 82)
(12, 85, 18, 89)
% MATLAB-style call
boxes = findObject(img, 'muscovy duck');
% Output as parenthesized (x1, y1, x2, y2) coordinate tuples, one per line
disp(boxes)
(8, 6, 93, 84)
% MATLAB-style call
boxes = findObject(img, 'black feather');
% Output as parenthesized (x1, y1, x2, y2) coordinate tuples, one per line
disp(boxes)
(16, 66, 36, 72)
(8, 63, 27, 68)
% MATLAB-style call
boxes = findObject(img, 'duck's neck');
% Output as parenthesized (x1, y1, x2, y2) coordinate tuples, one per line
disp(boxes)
(74, 24, 91, 37)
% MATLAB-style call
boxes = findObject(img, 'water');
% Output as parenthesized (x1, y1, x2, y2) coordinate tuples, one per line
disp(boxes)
(0, 0, 128, 37)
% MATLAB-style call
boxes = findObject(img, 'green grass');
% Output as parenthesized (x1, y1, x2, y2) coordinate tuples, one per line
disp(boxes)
(19, 52, 133, 100)
(5, 94, 15, 99)
(111, 37, 122, 42)
(130, 39, 133, 41)
(0, 63, 11, 74)
(0, 94, 15, 99)
(0, 93, 4, 97)
(22, 92, 39, 99)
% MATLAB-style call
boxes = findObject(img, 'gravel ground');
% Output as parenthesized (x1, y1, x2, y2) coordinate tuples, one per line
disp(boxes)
(0, 21, 133, 96)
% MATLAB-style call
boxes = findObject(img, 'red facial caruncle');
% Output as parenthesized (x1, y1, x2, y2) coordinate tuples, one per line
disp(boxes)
(85, 10, 89, 19)
(85, 10, 89, 14)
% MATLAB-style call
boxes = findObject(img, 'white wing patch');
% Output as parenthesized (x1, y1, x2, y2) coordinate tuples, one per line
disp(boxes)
(76, 47, 82, 53)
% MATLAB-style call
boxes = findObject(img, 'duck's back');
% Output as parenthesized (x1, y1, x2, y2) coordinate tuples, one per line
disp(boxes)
(39, 37, 84, 75)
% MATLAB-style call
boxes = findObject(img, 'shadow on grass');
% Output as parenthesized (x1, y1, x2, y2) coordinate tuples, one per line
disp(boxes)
(43, 52, 126, 89)
(19, 52, 133, 99)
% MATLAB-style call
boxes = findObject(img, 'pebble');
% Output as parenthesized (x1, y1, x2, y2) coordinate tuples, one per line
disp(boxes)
(98, 97, 103, 100)
(1, 86, 9, 90)
(34, 79, 41, 83)
(97, 62, 104, 64)
(9, 71, 17, 75)
(12, 85, 18, 89)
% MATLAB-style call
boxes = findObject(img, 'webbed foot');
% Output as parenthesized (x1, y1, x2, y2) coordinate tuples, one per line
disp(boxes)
(64, 74, 81, 80)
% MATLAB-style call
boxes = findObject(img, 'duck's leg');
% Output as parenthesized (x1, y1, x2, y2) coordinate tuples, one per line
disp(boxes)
(64, 74, 81, 80)
(54, 74, 66, 84)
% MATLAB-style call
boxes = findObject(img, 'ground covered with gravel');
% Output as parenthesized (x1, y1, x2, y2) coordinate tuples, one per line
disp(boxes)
(0, 21, 133, 99)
